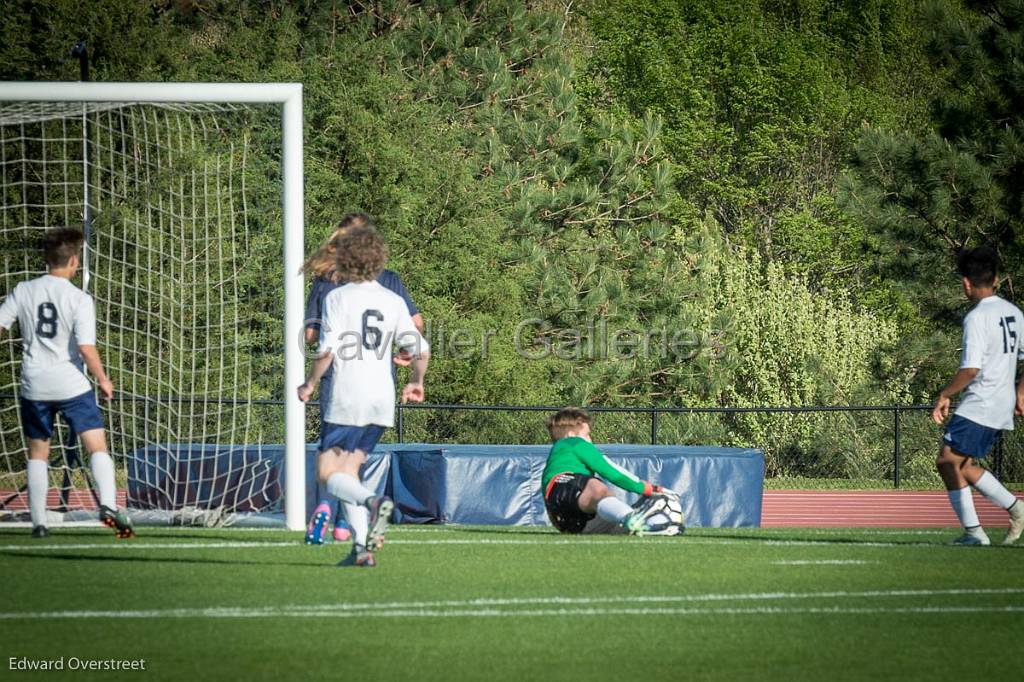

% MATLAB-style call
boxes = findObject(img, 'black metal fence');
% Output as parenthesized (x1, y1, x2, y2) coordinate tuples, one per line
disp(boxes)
(3, 394, 1022, 489)
(391, 403, 1021, 488)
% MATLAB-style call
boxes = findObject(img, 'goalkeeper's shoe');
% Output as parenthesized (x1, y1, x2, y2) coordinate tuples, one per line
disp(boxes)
(951, 527, 990, 546)
(1003, 501, 1024, 545)
(305, 503, 331, 545)
(337, 544, 376, 568)
(99, 505, 135, 539)
(623, 511, 651, 536)
(31, 525, 49, 539)
(366, 495, 394, 552)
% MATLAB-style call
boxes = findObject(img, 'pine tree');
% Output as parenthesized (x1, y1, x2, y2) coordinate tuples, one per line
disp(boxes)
(842, 0, 1024, 311)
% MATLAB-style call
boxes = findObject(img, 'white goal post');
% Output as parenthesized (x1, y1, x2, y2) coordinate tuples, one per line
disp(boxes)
(0, 82, 306, 530)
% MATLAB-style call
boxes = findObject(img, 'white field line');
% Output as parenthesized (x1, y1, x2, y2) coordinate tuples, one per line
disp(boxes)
(0, 541, 297, 551)
(0, 536, 1002, 551)
(3, 604, 1023, 621)
(2, 587, 1023, 621)
(771, 560, 878, 565)
(3, 606, 1024, 621)
(0, 522, 103, 529)
(0, 525, 960, 535)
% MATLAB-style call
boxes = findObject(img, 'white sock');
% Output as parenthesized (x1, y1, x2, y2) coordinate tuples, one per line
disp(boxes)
(948, 487, 981, 529)
(345, 502, 369, 547)
(596, 497, 633, 525)
(325, 472, 374, 506)
(972, 471, 1018, 510)
(27, 459, 48, 527)
(89, 451, 117, 509)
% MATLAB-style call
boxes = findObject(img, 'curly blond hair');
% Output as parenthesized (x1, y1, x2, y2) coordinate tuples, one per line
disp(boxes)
(302, 212, 376, 281)
(333, 226, 388, 283)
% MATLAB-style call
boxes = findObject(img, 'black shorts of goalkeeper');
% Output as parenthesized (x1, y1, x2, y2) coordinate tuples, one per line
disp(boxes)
(544, 472, 596, 534)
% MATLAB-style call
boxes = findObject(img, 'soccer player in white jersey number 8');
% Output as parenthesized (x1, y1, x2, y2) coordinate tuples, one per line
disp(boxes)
(932, 247, 1024, 546)
(297, 226, 430, 567)
(0, 228, 134, 539)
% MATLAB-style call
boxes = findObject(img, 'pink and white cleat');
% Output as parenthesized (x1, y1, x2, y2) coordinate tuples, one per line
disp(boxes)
(305, 503, 331, 545)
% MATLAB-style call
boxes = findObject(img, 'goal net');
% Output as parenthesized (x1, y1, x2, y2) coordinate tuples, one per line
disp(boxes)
(0, 83, 306, 529)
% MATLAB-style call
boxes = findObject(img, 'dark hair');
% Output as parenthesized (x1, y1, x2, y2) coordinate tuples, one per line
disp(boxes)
(302, 212, 378, 280)
(956, 246, 999, 288)
(43, 227, 84, 268)
(338, 212, 376, 232)
(333, 225, 388, 282)
(546, 407, 592, 442)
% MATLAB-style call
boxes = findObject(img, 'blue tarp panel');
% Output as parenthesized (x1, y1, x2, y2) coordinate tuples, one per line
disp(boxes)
(384, 444, 764, 528)
(130, 443, 764, 527)
(128, 444, 282, 512)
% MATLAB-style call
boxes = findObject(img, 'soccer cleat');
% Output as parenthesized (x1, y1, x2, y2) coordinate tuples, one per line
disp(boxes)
(951, 527, 990, 546)
(31, 525, 49, 539)
(365, 495, 394, 552)
(337, 544, 376, 568)
(332, 520, 352, 543)
(99, 505, 135, 539)
(624, 511, 651, 536)
(305, 503, 332, 545)
(1003, 502, 1024, 545)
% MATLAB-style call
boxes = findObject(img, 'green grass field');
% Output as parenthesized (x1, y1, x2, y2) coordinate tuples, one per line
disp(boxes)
(1, 525, 1022, 681)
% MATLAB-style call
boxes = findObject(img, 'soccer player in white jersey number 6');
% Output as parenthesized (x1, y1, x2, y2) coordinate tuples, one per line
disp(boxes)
(932, 247, 1024, 546)
(0, 228, 134, 539)
(297, 226, 429, 567)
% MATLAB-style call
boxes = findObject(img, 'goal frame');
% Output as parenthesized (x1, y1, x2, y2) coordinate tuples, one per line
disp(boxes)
(0, 82, 306, 530)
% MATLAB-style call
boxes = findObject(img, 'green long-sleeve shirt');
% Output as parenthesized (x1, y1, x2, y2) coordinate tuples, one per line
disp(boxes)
(542, 437, 649, 496)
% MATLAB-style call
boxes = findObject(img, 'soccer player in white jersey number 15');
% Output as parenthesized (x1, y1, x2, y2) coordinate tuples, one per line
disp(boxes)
(0, 227, 134, 539)
(932, 246, 1024, 546)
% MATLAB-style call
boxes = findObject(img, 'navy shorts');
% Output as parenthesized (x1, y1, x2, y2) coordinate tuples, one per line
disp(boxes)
(320, 422, 385, 454)
(943, 414, 1000, 459)
(20, 391, 104, 440)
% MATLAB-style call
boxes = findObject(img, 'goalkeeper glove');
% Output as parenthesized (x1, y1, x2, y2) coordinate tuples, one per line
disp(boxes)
(642, 482, 679, 500)
(657, 487, 681, 501)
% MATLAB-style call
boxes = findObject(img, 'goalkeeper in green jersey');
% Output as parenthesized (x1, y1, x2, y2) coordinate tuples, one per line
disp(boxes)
(542, 407, 678, 535)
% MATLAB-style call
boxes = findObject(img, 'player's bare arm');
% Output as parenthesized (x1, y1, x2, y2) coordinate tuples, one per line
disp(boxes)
(1016, 370, 1024, 417)
(401, 349, 430, 403)
(393, 314, 426, 367)
(78, 344, 114, 401)
(297, 352, 333, 402)
(932, 367, 980, 424)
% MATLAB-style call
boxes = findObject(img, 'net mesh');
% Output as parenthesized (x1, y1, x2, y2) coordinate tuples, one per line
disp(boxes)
(0, 100, 285, 523)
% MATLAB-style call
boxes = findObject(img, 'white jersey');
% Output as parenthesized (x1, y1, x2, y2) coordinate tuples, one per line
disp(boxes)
(0, 275, 95, 401)
(954, 295, 1024, 430)
(318, 280, 428, 427)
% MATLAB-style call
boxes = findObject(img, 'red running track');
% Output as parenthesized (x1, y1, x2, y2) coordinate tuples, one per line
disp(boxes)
(762, 490, 1024, 528)
(1, 490, 127, 510)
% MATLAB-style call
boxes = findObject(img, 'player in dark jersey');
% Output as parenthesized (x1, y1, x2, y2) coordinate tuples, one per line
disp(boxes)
(298, 226, 429, 567)
(301, 213, 423, 545)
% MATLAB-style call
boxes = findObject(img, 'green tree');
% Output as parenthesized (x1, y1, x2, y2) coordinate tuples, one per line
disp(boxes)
(578, 0, 938, 294)
(0, 1, 924, 464)
(842, 0, 1024, 320)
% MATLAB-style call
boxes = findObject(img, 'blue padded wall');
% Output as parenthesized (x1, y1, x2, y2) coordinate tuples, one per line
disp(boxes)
(382, 444, 764, 528)
(131, 443, 764, 527)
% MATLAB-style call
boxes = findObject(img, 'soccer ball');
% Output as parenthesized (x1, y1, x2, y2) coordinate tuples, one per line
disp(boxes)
(638, 494, 685, 536)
